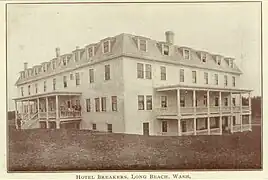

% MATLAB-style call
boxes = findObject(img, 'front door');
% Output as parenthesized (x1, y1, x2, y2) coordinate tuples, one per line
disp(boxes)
(143, 122, 149, 135)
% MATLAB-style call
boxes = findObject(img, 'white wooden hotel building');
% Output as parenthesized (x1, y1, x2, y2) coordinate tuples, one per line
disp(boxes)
(14, 31, 252, 136)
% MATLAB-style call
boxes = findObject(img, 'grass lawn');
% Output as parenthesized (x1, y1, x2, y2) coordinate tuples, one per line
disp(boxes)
(8, 125, 261, 171)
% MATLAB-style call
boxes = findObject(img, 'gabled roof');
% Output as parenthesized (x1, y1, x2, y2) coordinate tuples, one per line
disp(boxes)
(15, 32, 242, 86)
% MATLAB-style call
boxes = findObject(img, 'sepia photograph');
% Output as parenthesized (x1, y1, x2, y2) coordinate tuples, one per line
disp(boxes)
(6, 1, 262, 172)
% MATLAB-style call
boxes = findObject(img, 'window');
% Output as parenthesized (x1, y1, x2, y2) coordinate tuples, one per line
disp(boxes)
(86, 99, 91, 112)
(63, 57, 67, 66)
(184, 49, 190, 60)
(70, 74, 74, 80)
(137, 63, 144, 79)
(201, 53, 206, 62)
(139, 39, 147, 52)
(28, 85, 31, 95)
(215, 97, 219, 106)
(145, 64, 152, 79)
(214, 74, 219, 85)
(218, 58, 221, 65)
(233, 116, 236, 126)
(43, 64, 46, 72)
(75, 73, 80, 85)
(180, 69, 184, 82)
(21, 87, 24, 96)
(204, 72, 208, 84)
(224, 97, 228, 106)
(232, 98, 236, 106)
(35, 83, 38, 94)
(111, 96, 118, 111)
(101, 97, 107, 112)
(232, 76, 236, 87)
(88, 69, 94, 83)
(43, 81, 46, 92)
(74, 52, 79, 62)
(224, 75, 228, 86)
(52, 61, 56, 70)
(163, 45, 169, 55)
(88, 47, 94, 58)
(63, 76, 67, 88)
(192, 71, 197, 83)
(95, 98, 100, 112)
(92, 123, 96, 130)
(161, 96, 167, 108)
(34, 68, 38, 75)
(53, 78, 56, 90)
(146, 95, 152, 110)
(204, 95, 207, 106)
(138, 95, 145, 110)
(104, 65, 110, 80)
(160, 66, 166, 80)
(107, 124, 112, 133)
(181, 120, 187, 132)
(180, 96, 185, 107)
(103, 41, 110, 53)
(162, 121, 168, 133)
(230, 60, 234, 68)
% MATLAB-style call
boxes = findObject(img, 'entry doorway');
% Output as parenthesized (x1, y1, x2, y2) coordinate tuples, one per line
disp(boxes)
(222, 116, 230, 133)
(143, 122, 149, 135)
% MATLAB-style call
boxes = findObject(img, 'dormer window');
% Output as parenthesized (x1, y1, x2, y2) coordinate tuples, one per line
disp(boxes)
(139, 39, 147, 52)
(62, 56, 67, 66)
(34, 68, 38, 75)
(52, 61, 56, 70)
(183, 49, 190, 60)
(163, 44, 169, 56)
(229, 59, 234, 68)
(43, 64, 46, 72)
(201, 53, 207, 63)
(21, 71, 25, 79)
(218, 59, 221, 65)
(215, 56, 222, 65)
(74, 52, 79, 62)
(103, 40, 110, 54)
(88, 46, 95, 58)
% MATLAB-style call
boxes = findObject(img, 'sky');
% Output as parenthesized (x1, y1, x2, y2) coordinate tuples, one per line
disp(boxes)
(7, 2, 261, 111)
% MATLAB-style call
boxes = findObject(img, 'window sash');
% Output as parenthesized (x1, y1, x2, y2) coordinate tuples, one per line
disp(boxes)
(204, 72, 208, 84)
(224, 75, 228, 86)
(44, 81, 46, 92)
(160, 66, 166, 80)
(103, 41, 110, 53)
(137, 63, 144, 78)
(92, 123, 96, 130)
(146, 95, 152, 110)
(89, 69, 94, 83)
(112, 96, 118, 111)
(105, 65, 110, 80)
(162, 121, 168, 132)
(101, 97, 107, 112)
(161, 96, 167, 108)
(75, 73, 80, 85)
(138, 95, 145, 110)
(215, 74, 219, 85)
(232, 77, 236, 87)
(21, 87, 24, 96)
(192, 71, 197, 83)
(184, 50, 190, 59)
(145, 64, 152, 79)
(88, 47, 94, 57)
(86, 99, 91, 112)
(139, 40, 147, 51)
(107, 124, 112, 132)
(95, 98, 100, 112)
(163, 45, 169, 55)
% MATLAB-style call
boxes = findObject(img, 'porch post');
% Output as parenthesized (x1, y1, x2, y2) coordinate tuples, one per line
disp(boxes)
(240, 93, 243, 132)
(46, 97, 49, 128)
(248, 92, 252, 131)
(219, 91, 222, 134)
(27, 100, 30, 117)
(177, 88, 181, 136)
(230, 116, 233, 133)
(37, 98, 40, 118)
(230, 92, 233, 133)
(14, 100, 18, 129)
(207, 90, 210, 114)
(178, 119, 181, 136)
(56, 95, 60, 129)
(207, 117, 210, 135)
(193, 90, 196, 114)
(193, 118, 196, 135)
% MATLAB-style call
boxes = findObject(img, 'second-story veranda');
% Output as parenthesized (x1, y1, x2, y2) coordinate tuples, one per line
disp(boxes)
(154, 84, 252, 119)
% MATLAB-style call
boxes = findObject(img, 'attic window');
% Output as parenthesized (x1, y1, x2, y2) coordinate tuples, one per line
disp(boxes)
(163, 44, 169, 56)
(34, 68, 38, 75)
(103, 40, 110, 54)
(88, 46, 95, 58)
(201, 53, 207, 62)
(52, 61, 56, 70)
(217, 58, 221, 65)
(63, 57, 67, 66)
(183, 49, 190, 60)
(139, 39, 147, 52)
(43, 64, 46, 72)
(229, 60, 234, 68)
(74, 52, 79, 62)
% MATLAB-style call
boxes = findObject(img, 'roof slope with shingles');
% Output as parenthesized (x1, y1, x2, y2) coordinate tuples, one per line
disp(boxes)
(15, 32, 241, 86)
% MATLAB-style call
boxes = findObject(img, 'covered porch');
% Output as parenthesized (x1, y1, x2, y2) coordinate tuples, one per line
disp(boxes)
(13, 91, 82, 129)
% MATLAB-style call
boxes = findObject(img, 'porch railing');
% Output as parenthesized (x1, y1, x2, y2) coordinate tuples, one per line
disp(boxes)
(60, 110, 81, 118)
(196, 107, 208, 114)
(181, 131, 194, 136)
(181, 107, 194, 115)
(232, 125, 241, 132)
(232, 106, 241, 112)
(242, 106, 250, 111)
(221, 106, 231, 113)
(154, 107, 177, 116)
(196, 129, 209, 135)
(210, 106, 220, 114)
(242, 124, 251, 131)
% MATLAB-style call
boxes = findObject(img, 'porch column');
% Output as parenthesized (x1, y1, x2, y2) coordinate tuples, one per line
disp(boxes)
(46, 97, 49, 128)
(219, 116, 222, 134)
(249, 92, 252, 131)
(193, 118, 196, 135)
(207, 117, 210, 135)
(177, 89, 181, 116)
(14, 100, 18, 129)
(230, 116, 233, 133)
(207, 90, 210, 114)
(240, 93, 243, 132)
(219, 91, 222, 134)
(178, 119, 181, 136)
(193, 90, 196, 114)
(56, 95, 60, 129)
(37, 98, 40, 118)
(230, 92, 233, 114)
(27, 100, 30, 117)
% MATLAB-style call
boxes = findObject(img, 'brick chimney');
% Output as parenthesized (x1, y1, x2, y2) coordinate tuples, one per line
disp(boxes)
(56, 47, 60, 57)
(165, 31, 174, 45)
(24, 62, 28, 70)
